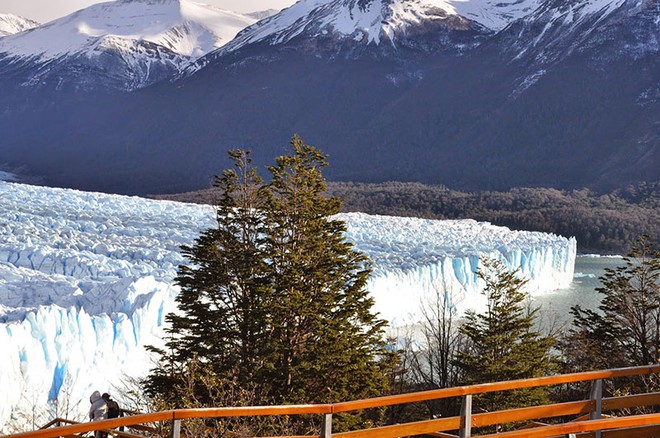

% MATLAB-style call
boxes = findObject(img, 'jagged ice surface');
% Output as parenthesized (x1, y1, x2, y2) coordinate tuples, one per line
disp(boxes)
(0, 181, 575, 429)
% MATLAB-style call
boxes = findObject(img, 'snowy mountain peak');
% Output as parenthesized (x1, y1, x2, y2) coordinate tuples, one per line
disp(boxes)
(0, 13, 40, 37)
(441, 0, 543, 31)
(220, 0, 544, 54)
(0, 0, 257, 60)
(0, 0, 259, 90)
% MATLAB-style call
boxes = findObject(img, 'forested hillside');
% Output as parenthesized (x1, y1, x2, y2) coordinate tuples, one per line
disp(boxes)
(153, 181, 658, 254)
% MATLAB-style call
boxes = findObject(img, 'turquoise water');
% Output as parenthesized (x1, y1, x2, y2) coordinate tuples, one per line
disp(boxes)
(532, 255, 624, 324)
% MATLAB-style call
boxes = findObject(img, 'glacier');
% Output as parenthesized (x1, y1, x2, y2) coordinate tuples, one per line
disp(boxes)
(0, 181, 576, 431)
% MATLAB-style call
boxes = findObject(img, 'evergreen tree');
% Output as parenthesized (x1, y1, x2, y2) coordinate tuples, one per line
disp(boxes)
(455, 258, 556, 414)
(145, 149, 272, 405)
(264, 135, 388, 408)
(565, 235, 660, 371)
(145, 136, 390, 433)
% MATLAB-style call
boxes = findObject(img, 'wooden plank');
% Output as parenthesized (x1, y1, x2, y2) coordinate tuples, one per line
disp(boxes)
(603, 392, 660, 411)
(602, 425, 660, 438)
(329, 401, 639, 438)
(477, 413, 660, 438)
(470, 400, 593, 427)
(333, 416, 461, 438)
(332, 402, 589, 438)
(173, 404, 332, 419)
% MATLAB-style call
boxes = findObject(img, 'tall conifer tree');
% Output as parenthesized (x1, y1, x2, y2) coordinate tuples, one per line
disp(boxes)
(146, 136, 389, 432)
(264, 135, 388, 406)
(145, 149, 272, 404)
(455, 258, 556, 414)
(565, 235, 660, 371)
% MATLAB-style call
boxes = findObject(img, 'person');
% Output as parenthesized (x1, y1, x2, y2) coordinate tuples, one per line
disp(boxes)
(102, 393, 123, 431)
(89, 390, 108, 438)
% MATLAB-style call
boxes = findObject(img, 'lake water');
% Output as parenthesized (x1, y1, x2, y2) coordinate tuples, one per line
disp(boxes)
(532, 255, 624, 326)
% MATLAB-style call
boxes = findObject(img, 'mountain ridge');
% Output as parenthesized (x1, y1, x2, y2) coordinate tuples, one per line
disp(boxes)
(0, 0, 656, 194)
(0, 0, 258, 90)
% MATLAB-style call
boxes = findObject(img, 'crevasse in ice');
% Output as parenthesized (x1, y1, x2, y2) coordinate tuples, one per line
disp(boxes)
(0, 181, 576, 429)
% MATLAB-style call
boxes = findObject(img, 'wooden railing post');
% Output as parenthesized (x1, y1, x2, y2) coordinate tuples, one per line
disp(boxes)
(321, 413, 332, 437)
(590, 379, 603, 438)
(459, 394, 472, 438)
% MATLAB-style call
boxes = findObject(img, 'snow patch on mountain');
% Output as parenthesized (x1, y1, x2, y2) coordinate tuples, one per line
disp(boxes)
(503, 0, 633, 65)
(0, 14, 39, 37)
(245, 9, 282, 21)
(0, 181, 576, 429)
(450, 0, 542, 31)
(0, 0, 256, 60)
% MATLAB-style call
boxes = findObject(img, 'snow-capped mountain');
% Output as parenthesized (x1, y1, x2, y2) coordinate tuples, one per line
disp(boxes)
(450, 0, 543, 30)
(0, 180, 576, 429)
(0, 14, 39, 37)
(0, 0, 657, 194)
(484, 0, 659, 103)
(0, 0, 258, 90)
(209, 0, 521, 61)
(223, 0, 546, 51)
(496, 0, 658, 65)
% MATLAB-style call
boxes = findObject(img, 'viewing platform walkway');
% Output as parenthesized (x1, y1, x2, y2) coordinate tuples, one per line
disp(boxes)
(4, 364, 660, 438)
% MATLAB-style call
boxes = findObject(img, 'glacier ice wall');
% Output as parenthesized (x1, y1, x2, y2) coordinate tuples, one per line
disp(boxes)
(0, 181, 576, 430)
(343, 213, 576, 323)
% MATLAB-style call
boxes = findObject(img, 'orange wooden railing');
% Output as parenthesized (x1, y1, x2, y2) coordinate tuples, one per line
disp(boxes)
(4, 364, 660, 438)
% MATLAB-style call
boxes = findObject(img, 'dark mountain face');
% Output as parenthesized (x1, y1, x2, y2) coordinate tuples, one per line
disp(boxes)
(0, 0, 657, 195)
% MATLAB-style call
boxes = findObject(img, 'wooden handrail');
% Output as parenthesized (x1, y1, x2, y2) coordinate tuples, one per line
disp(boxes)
(4, 364, 660, 438)
(331, 392, 660, 438)
(171, 404, 332, 419)
(333, 364, 660, 413)
(2, 405, 332, 438)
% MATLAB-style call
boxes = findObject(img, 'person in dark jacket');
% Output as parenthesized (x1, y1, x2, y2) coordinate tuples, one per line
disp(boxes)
(89, 390, 108, 438)
(102, 393, 123, 431)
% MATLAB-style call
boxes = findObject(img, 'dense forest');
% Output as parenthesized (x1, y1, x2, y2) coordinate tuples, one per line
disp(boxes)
(153, 181, 658, 254)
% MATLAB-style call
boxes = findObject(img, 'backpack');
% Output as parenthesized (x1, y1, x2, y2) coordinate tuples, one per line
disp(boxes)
(106, 399, 121, 419)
